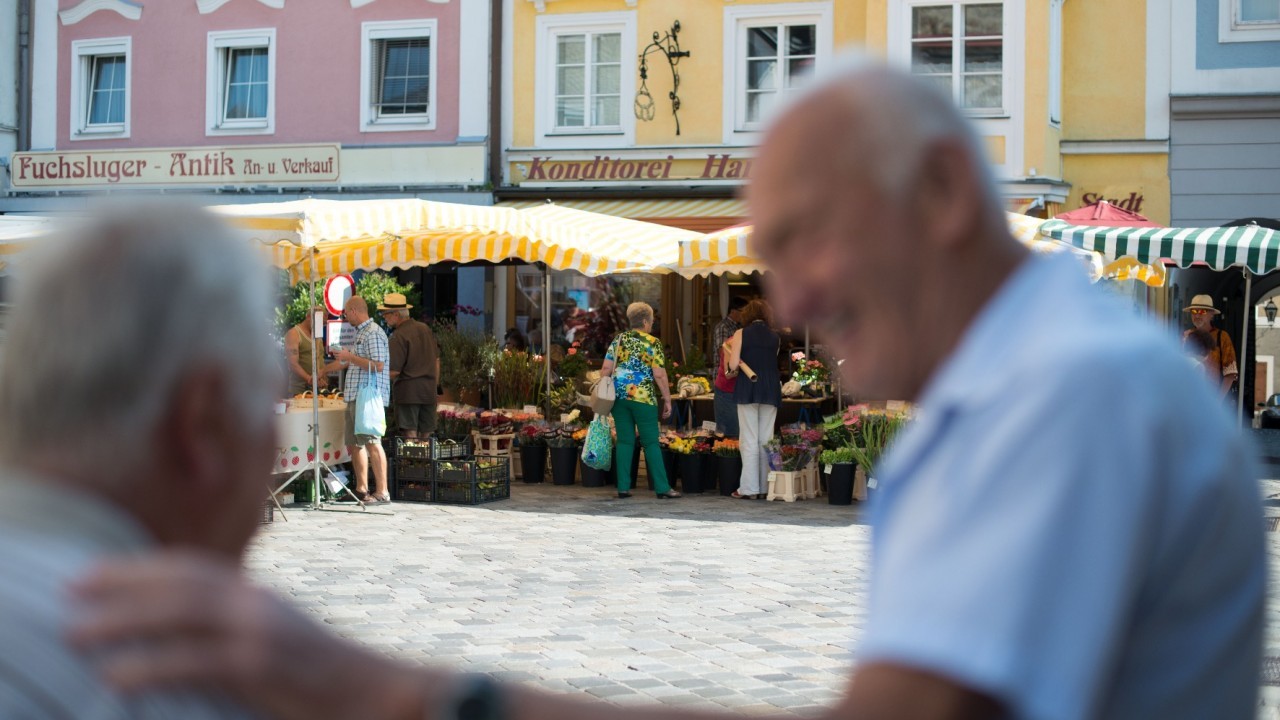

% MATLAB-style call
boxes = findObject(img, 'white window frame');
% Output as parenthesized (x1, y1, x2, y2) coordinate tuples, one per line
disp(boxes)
(722, 2, 833, 145)
(889, 0, 1023, 180)
(534, 11, 636, 149)
(205, 28, 276, 136)
(1220, 0, 1280, 43)
(1049, 0, 1063, 125)
(901, 1, 1008, 116)
(360, 19, 437, 133)
(70, 36, 131, 140)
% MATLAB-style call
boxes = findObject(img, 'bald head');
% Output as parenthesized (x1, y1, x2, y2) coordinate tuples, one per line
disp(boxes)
(748, 59, 1027, 401)
(344, 296, 370, 325)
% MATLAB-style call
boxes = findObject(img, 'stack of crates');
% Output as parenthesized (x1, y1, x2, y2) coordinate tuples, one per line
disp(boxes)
(393, 436, 510, 506)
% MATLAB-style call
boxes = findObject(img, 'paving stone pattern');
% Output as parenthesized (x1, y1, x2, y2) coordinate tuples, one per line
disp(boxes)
(248, 484, 870, 717)
(251, 479, 1280, 718)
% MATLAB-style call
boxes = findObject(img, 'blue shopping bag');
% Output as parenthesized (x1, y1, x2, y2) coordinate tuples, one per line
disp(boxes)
(354, 371, 386, 438)
(581, 416, 613, 470)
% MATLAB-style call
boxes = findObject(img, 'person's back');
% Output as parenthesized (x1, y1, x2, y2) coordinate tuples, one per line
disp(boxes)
(862, 254, 1264, 719)
(734, 321, 781, 406)
(0, 203, 275, 719)
(0, 481, 253, 719)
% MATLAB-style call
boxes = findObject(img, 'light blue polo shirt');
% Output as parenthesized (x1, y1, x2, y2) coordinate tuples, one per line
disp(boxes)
(859, 255, 1265, 719)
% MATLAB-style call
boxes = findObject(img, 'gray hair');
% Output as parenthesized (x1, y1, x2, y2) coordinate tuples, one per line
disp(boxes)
(387, 308, 410, 320)
(0, 202, 281, 479)
(626, 302, 654, 329)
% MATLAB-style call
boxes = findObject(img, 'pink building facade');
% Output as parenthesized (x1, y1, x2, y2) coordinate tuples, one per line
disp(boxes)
(4, 0, 492, 211)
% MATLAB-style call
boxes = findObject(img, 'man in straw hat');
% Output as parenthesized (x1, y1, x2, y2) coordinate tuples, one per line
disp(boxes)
(378, 292, 440, 439)
(66, 59, 1265, 719)
(1182, 293, 1239, 398)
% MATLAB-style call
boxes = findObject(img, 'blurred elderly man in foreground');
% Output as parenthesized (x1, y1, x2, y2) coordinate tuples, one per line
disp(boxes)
(0, 204, 278, 717)
(68, 60, 1264, 720)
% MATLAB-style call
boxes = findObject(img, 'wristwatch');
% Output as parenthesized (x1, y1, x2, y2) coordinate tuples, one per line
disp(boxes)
(441, 674, 504, 720)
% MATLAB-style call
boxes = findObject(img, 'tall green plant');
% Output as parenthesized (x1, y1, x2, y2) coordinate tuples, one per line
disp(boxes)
(274, 271, 419, 336)
(433, 322, 498, 394)
(493, 350, 546, 408)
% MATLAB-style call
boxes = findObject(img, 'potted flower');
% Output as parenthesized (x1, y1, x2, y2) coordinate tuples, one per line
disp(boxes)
(845, 404, 911, 498)
(669, 435, 710, 493)
(547, 410, 583, 485)
(789, 351, 831, 397)
(658, 429, 681, 491)
(433, 323, 498, 405)
(712, 438, 741, 497)
(819, 446, 857, 505)
(518, 421, 549, 483)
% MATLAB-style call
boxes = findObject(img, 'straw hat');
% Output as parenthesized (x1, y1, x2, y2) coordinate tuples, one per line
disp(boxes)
(377, 292, 413, 311)
(1183, 294, 1219, 314)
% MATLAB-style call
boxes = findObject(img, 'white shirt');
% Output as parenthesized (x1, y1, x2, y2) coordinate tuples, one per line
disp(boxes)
(858, 255, 1266, 720)
(0, 475, 257, 719)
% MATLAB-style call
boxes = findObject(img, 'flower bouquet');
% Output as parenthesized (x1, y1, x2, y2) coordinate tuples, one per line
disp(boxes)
(712, 438, 740, 457)
(765, 437, 818, 472)
(789, 351, 831, 386)
(437, 408, 476, 440)
(557, 341, 589, 380)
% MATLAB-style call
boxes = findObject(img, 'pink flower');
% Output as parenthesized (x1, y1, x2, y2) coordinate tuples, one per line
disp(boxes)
(792, 351, 806, 361)
(568, 348, 577, 355)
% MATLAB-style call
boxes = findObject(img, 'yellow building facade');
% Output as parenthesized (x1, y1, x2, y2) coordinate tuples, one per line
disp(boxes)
(496, 0, 1168, 341)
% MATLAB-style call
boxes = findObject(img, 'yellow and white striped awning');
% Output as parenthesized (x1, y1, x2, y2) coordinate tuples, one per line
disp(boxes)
(670, 213, 1146, 283)
(516, 203, 689, 275)
(292, 202, 696, 282)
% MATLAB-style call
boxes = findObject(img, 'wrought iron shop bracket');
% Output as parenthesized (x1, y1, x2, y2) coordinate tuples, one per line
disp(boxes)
(635, 20, 691, 135)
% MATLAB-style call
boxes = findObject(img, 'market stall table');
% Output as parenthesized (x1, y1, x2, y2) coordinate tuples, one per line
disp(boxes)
(274, 406, 351, 474)
(671, 394, 837, 430)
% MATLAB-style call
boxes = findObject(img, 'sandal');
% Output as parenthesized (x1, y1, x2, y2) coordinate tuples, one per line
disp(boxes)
(731, 491, 754, 499)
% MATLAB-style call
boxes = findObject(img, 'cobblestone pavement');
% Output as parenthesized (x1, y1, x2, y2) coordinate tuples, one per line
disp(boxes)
(247, 483, 870, 717)
(250, 478, 1280, 718)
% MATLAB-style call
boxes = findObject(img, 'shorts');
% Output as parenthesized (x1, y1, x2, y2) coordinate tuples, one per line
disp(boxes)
(395, 402, 438, 435)
(344, 401, 383, 447)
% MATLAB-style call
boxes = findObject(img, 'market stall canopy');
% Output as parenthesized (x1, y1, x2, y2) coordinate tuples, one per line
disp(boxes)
(671, 213, 1102, 278)
(297, 202, 693, 282)
(1038, 219, 1280, 274)
(1052, 201, 1166, 287)
(516, 203, 688, 275)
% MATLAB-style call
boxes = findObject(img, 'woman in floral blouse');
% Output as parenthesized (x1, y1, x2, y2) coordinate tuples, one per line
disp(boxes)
(601, 302, 680, 499)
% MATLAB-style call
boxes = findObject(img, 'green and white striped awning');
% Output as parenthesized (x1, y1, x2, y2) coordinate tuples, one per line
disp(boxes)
(1039, 219, 1280, 274)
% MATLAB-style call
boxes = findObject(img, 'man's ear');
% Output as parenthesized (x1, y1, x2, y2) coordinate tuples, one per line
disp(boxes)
(157, 368, 229, 494)
(911, 138, 984, 251)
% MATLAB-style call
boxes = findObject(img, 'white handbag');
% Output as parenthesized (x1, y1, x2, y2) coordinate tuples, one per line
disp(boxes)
(591, 377, 617, 415)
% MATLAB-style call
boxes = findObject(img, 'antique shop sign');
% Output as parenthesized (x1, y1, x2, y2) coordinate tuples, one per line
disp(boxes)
(9, 144, 340, 188)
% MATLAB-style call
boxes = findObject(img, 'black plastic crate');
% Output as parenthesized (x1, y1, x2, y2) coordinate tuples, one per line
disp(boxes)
(396, 457, 432, 481)
(396, 436, 473, 460)
(431, 457, 510, 505)
(394, 479, 432, 503)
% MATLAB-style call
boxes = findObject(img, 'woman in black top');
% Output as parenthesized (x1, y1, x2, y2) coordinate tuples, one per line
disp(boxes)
(726, 300, 782, 498)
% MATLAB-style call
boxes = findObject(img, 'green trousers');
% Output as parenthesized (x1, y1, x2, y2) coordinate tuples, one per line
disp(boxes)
(611, 398, 671, 495)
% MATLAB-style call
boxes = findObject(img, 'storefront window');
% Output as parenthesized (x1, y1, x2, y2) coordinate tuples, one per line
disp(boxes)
(513, 267, 663, 362)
